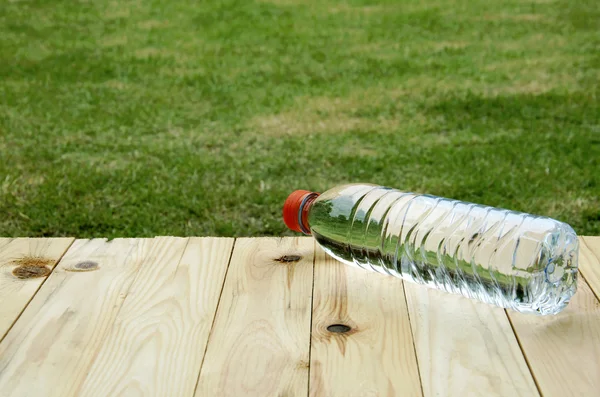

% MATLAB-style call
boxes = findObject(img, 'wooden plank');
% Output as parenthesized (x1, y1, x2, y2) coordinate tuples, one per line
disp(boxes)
(404, 283, 538, 397)
(0, 238, 147, 397)
(196, 237, 314, 397)
(580, 236, 600, 299)
(78, 237, 234, 397)
(310, 247, 423, 397)
(0, 238, 13, 250)
(507, 278, 600, 396)
(0, 237, 73, 340)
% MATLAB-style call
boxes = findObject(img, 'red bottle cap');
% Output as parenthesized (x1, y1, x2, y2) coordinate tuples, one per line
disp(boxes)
(283, 190, 320, 234)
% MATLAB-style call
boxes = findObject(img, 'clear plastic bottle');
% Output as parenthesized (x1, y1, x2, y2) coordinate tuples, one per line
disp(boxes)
(283, 184, 579, 315)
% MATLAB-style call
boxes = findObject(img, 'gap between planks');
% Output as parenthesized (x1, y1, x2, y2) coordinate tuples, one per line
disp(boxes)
(305, 239, 317, 397)
(505, 309, 543, 396)
(192, 238, 237, 396)
(402, 279, 426, 397)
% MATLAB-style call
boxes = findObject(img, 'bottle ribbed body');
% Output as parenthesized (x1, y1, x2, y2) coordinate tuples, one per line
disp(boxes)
(307, 184, 579, 315)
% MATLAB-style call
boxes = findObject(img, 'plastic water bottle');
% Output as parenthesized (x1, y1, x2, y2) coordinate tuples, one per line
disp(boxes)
(283, 184, 579, 315)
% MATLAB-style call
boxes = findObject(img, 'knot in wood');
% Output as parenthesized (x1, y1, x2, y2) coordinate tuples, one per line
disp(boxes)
(13, 265, 51, 279)
(73, 261, 99, 271)
(275, 255, 302, 263)
(327, 324, 352, 334)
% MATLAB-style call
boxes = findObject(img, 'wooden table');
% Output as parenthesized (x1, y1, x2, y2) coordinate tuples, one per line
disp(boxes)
(0, 236, 598, 397)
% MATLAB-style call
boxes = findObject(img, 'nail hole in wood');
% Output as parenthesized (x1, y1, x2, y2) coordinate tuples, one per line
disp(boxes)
(275, 255, 302, 263)
(327, 324, 352, 334)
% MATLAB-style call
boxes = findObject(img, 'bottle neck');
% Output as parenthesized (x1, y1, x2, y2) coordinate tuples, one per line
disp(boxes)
(298, 193, 319, 235)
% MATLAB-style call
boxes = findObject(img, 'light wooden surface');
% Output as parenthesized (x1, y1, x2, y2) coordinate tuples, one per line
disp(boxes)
(580, 237, 600, 299)
(0, 236, 598, 397)
(0, 238, 145, 397)
(0, 238, 73, 340)
(79, 238, 234, 397)
(404, 282, 538, 397)
(310, 247, 422, 397)
(196, 238, 314, 397)
(507, 278, 600, 397)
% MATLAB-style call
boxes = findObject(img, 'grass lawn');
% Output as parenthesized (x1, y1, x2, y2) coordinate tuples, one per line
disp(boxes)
(1, 0, 599, 238)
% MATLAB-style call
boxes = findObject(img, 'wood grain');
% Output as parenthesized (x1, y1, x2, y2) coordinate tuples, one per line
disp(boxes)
(507, 277, 600, 397)
(78, 237, 234, 397)
(310, 246, 422, 397)
(196, 237, 314, 397)
(404, 282, 538, 397)
(580, 236, 600, 299)
(0, 238, 13, 251)
(0, 237, 73, 341)
(0, 238, 146, 397)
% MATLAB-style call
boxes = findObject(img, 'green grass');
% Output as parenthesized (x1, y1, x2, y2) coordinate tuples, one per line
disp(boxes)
(1, 0, 599, 238)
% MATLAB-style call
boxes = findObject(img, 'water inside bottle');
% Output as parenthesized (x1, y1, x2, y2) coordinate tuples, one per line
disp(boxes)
(308, 184, 579, 315)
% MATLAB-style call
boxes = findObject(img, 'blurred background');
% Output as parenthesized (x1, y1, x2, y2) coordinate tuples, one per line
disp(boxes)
(1, 0, 598, 238)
